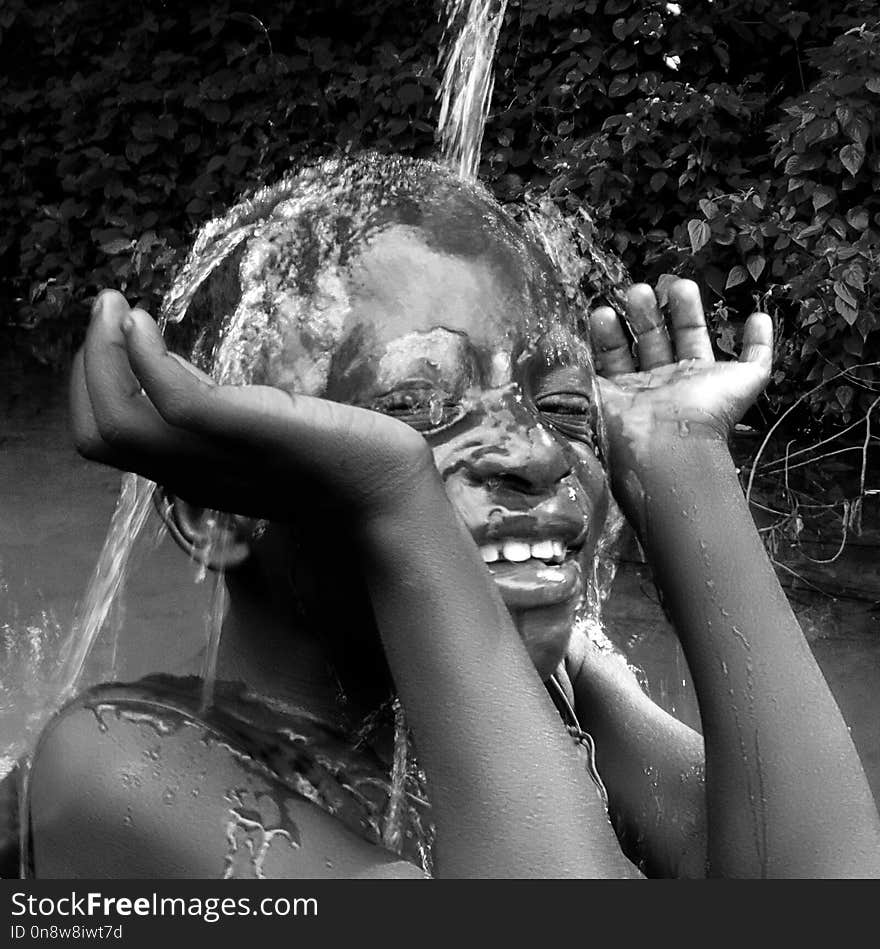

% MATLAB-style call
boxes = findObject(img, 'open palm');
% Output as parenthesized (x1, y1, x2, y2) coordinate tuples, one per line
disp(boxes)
(589, 280, 773, 467)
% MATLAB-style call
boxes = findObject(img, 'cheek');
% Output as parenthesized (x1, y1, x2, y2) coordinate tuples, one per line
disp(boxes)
(568, 443, 608, 506)
(567, 443, 610, 548)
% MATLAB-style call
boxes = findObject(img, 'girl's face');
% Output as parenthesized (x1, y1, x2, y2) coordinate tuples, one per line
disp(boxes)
(269, 222, 610, 680)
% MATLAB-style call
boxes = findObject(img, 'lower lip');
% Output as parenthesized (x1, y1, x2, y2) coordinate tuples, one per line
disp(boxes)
(486, 558, 582, 609)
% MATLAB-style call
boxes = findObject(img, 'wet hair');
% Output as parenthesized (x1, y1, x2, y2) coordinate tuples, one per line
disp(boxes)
(163, 152, 578, 392)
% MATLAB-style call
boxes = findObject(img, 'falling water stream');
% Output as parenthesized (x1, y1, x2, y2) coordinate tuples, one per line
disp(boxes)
(437, 0, 508, 180)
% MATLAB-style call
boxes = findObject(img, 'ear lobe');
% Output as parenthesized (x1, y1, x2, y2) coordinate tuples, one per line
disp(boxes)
(154, 490, 255, 571)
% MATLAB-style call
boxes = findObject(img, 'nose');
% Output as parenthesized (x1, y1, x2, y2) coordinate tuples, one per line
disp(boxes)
(464, 391, 573, 494)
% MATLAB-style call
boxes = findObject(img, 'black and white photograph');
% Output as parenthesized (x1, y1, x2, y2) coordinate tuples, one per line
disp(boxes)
(1, 0, 879, 893)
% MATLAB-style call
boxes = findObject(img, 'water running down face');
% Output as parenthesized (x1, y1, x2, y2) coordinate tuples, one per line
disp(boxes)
(175, 156, 611, 681)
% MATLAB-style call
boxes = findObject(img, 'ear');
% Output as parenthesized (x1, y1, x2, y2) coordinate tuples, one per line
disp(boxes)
(154, 489, 257, 571)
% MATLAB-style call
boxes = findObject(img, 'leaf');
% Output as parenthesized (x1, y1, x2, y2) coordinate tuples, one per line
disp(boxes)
(698, 198, 719, 219)
(843, 266, 865, 291)
(725, 265, 748, 289)
(716, 322, 738, 356)
(784, 153, 823, 175)
(834, 281, 857, 308)
(846, 208, 869, 230)
(746, 255, 765, 281)
(835, 297, 858, 325)
(839, 143, 865, 176)
(608, 74, 635, 97)
(99, 238, 133, 255)
(611, 18, 629, 41)
(687, 219, 710, 253)
(649, 171, 667, 192)
(828, 217, 847, 238)
(812, 186, 835, 211)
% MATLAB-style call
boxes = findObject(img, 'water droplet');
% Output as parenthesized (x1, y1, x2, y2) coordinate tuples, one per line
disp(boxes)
(162, 788, 176, 806)
(428, 393, 443, 427)
(677, 420, 691, 436)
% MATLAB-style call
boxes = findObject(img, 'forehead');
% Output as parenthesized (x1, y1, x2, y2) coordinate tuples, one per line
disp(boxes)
(336, 224, 582, 389)
(348, 223, 539, 346)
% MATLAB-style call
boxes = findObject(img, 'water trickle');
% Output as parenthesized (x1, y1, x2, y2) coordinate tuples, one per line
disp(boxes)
(57, 473, 156, 703)
(18, 756, 31, 879)
(437, 0, 508, 180)
(160, 225, 258, 328)
(381, 698, 409, 855)
(199, 527, 230, 715)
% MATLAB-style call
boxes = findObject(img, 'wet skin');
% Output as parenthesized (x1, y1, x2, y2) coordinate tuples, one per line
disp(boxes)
(270, 223, 610, 680)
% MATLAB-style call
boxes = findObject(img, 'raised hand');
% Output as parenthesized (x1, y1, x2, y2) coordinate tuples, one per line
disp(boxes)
(71, 291, 435, 521)
(589, 280, 772, 476)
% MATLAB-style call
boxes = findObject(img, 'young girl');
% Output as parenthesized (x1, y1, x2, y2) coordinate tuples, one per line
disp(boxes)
(30, 156, 880, 877)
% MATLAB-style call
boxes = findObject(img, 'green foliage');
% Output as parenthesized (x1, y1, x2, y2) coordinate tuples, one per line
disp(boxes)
(478, 0, 879, 423)
(2, 0, 879, 424)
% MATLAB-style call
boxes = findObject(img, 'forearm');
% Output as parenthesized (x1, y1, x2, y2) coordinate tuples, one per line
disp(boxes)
(628, 437, 880, 877)
(358, 466, 637, 878)
(569, 642, 707, 877)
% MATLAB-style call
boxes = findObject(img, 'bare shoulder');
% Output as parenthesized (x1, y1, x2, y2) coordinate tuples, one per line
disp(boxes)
(29, 686, 424, 879)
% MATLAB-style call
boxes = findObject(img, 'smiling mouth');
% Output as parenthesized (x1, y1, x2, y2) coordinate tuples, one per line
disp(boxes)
(477, 535, 585, 610)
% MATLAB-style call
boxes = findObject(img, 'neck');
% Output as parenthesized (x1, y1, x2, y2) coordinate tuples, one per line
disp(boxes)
(215, 571, 347, 729)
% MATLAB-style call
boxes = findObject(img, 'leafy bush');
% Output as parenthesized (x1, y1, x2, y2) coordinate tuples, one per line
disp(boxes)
(2, 0, 878, 425)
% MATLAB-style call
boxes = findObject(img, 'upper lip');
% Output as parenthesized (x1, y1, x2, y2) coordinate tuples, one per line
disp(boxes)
(471, 512, 587, 551)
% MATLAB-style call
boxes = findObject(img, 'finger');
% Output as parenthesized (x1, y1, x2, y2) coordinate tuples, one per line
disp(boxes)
(79, 295, 252, 477)
(666, 279, 714, 362)
(170, 353, 217, 385)
(82, 291, 145, 425)
(739, 311, 773, 374)
(70, 348, 111, 462)
(122, 307, 227, 424)
(625, 284, 673, 369)
(589, 306, 636, 377)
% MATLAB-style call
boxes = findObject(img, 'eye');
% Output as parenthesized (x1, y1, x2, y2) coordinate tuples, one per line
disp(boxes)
(535, 391, 597, 446)
(372, 386, 465, 436)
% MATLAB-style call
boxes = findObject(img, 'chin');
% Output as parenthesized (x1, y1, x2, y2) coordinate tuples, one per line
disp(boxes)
(511, 597, 579, 681)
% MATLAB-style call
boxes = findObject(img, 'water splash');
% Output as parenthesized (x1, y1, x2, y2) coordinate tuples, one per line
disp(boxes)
(0, 586, 66, 774)
(437, 0, 509, 180)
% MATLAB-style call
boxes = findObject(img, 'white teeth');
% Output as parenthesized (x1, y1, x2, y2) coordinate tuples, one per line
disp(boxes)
(530, 540, 555, 561)
(501, 540, 531, 563)
(480, 544, 500, 563)
(481, 537, 571, 564)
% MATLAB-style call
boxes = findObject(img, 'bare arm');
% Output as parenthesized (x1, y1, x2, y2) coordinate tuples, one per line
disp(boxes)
(566, 632, 707, 878)
(588, 280, 880, 878)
